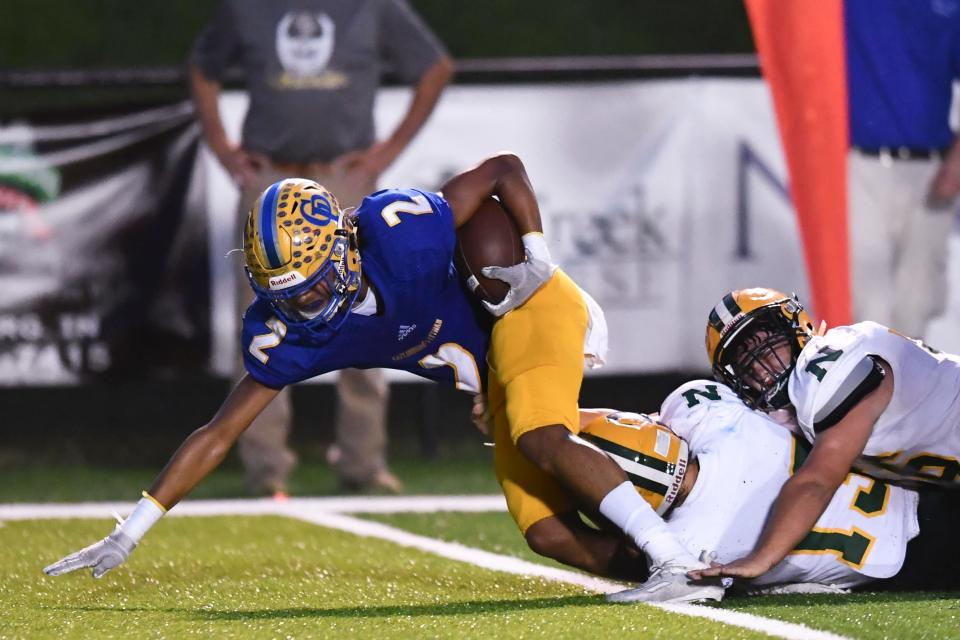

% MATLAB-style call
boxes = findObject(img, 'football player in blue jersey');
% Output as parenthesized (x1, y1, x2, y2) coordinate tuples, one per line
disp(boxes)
(44, 154, 717, 601)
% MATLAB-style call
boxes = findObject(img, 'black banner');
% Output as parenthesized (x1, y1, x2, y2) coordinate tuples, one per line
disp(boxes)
(0, 102, 208, 384)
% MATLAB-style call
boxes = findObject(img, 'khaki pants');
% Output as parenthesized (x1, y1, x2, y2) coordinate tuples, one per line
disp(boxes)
(848, 150, 954, 338)
(234, 160, 389, 494)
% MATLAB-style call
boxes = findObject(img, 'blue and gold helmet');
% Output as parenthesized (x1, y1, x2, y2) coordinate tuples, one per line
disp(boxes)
(244, 179, 361, 331)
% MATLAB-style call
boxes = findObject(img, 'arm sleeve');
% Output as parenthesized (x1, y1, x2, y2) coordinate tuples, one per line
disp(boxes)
(240, 306, 330, 389)
(378, 0, 448, 83)
(810, 355, 886, 433)
(659, 380, 746, 446)
(191, 0, 242, 80)
(359, 189, 455, 253)
(659, 381, 714, 443)
(242, 352, 287, 390)
(242, 341, 336, 390)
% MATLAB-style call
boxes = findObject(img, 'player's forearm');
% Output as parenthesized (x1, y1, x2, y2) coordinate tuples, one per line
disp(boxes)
(445, 153, 543, 232)
(488, 154, 543, 235)
(382, 57, 454, 160)
(95, 423, 236, 551)
(43, 378, 275, 577)
(146, 423, 236, 509)
(189, 65, 231, 158)
(145, 377, 278, 509)
(750, 473, 836, 569)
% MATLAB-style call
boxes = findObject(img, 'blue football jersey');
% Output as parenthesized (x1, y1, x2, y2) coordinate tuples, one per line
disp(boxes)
(241, 188, 492, 393)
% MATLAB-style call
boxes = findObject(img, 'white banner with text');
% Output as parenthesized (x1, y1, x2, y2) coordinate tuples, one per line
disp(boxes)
(205, 79, 960, 378)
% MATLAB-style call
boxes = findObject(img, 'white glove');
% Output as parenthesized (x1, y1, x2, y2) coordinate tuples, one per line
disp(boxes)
(43, 528, 137, 579)
(481, 233, 557, 317)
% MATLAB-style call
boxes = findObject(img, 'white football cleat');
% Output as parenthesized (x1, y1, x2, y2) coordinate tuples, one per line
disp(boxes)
(607, 563, 726, 604)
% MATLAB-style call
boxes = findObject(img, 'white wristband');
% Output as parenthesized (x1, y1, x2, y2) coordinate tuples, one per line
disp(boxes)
(118, 494, 166, 544)
(521, 232, 552, 263)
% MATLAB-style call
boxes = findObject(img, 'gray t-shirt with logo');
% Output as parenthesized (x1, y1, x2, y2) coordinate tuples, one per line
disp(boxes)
(192, 0, 447, 163)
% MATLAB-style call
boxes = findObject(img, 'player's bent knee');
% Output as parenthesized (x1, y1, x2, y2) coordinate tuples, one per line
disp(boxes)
(524, 516, 573, 560)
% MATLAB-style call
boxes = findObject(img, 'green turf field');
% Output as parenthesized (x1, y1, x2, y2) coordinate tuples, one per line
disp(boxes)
(5, 510, 959, 639)
(367, 512, 960, 640)
(7, 516, 768, 640)
(5, 448, 959, 640)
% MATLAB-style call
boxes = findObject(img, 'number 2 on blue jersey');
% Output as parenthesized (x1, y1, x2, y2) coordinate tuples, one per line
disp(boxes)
(380, 195, 433, 227)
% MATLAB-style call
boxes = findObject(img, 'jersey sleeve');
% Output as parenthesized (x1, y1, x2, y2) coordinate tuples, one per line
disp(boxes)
(659, 380, 747, 451)
(356, 189, 455, 267)
(240, 302, 330, 388)
(789, 327, 886, 440)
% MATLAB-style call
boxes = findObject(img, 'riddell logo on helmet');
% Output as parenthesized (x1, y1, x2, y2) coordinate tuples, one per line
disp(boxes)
(269, 271, 305, 290)
(719, 312, 745, 333)
(664, 455, 687, 507)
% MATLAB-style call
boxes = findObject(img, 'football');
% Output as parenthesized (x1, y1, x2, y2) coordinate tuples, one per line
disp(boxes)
(454, 197, 525, 304)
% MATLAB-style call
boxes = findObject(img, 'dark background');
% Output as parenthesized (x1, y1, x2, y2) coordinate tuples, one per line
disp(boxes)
(1, 1, 754, 66)
(1, 1, 756, 113)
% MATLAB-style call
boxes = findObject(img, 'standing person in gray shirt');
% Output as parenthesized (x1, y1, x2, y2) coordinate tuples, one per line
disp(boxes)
(189, 0, 454, 497)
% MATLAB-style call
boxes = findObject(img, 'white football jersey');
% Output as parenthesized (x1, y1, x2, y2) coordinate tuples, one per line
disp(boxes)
(790, 321, 960, 485)
(660, 380, 919, 587)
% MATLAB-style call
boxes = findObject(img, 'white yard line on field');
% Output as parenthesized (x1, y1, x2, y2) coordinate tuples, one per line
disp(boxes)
(7, 496, 852, 640)
(290, 509, 623, 594)
(284, 508, 853, 640)
(0, 495, 507, 520)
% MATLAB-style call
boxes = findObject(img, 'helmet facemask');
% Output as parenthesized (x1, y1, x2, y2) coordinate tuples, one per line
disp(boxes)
(244, 179, 362, 333)
(712, 301, 808, 411)
(257, 226, 361, 331)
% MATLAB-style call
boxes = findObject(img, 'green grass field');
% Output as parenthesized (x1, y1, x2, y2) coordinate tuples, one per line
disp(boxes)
(367, 512, 960, 640)
(4, 451, 959, 639)
(7, 516, 768, 640)
(5, 510, 959, 639)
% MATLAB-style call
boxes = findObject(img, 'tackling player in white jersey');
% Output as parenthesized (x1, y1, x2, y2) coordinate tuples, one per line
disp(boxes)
(691, 288, 960, 583)
(586, 380, 919, 603)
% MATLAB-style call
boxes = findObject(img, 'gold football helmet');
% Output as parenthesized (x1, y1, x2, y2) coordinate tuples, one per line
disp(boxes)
(244, 179, 361, 331)
(581, 412, 688, 515)
(705, 288, 815, 411)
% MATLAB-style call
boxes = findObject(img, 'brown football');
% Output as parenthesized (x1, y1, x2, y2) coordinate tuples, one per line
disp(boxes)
(454, 197, 524, 304)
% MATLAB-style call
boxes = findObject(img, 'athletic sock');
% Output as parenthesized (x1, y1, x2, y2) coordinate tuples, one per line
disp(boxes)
(599, 480, 699, 567)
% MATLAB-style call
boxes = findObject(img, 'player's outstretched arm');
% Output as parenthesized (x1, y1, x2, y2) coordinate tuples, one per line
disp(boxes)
(146, 376, 279, 508)
(690, 367, 892, 581)
(441, 154, 557, 316)
(43, 376, 280, 578)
